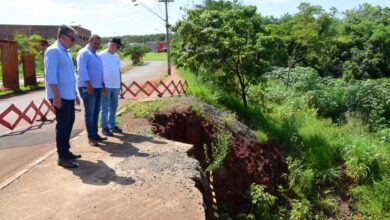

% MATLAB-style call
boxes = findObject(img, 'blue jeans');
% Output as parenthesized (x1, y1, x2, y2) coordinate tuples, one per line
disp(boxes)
(79, 87, 102, 141)
(51, 99, 75, 159)
(101, 88, 119, 128)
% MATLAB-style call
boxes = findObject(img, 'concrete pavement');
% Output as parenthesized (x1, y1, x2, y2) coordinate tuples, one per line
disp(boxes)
(0, 126, 205, 219)
(0, 61, 206, 219)
(0, 61, 167, 184)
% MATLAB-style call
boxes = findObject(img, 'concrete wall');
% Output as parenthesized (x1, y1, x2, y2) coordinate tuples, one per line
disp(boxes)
(0, 24, 91, 46)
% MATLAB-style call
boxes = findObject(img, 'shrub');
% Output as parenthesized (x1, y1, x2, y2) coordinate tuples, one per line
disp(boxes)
(378, 128, 390, 144)
(307, 79, 349, 121)
(289, 199, 312, 220)
(341, 138, 380, 183)
(350, 176, 390, 219)
(285, 157, 314, 198)
(248, 184, 277, 220)
(204, 131, 231, 171)
(123, 44, 148, 64)
(345, 79, 390, 130)
(267, 67, 322, 92)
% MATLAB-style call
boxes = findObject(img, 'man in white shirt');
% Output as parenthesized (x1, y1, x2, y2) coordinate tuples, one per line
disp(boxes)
(99, 38, 123, 136)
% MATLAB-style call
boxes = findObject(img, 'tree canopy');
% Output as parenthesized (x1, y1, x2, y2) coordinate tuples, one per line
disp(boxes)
(173, 1, 389, 107)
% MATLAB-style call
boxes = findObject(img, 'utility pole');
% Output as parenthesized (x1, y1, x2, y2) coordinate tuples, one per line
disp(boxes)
(158, 0, 173, 75)
(133, 0, 173, 75)
(164, 0, 172, 75)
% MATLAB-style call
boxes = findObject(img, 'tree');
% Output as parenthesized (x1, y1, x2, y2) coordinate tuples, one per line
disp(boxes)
(122, 44, 148, 65)
(172, 8, 206, 78)
(269, 3, 340, 90)
(13, 33, 44, 57)
(340, 3, 390, 79)
(174, 1, 286, 107)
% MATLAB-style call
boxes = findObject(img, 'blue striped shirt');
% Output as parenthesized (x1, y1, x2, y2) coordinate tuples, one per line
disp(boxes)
(76, 46, 104, 88)
(44, 41, 76, 100)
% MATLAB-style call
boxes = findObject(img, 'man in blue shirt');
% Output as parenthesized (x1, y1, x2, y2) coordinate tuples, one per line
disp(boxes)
(45, 25, 81, 168)
(77, 34, 107, 146)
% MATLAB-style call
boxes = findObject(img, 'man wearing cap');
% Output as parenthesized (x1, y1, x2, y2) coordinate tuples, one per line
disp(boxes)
(99, 38, 123, 136)
(77, 34, 107, 146)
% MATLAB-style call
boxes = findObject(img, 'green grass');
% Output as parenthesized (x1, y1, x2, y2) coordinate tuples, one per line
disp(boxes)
(121, 99, 169, 118)
(178, 68, 219, 106)
(0, 82, 45, 96)
(143, 52, 167, 61)
(177, 67, 390, 219)
(204, 131, 231, 171)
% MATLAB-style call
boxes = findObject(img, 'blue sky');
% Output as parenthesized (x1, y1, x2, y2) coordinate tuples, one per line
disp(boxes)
(0, 0, 388, 37)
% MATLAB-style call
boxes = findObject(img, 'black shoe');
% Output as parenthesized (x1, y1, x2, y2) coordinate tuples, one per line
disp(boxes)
(102, 127, 113, 137)
(58, 159, 79, 168)
(68, 152, 82, 159)
(110, 126, 122, 133)
(96, 134, 108, 141)
(89, 139, 100, 146)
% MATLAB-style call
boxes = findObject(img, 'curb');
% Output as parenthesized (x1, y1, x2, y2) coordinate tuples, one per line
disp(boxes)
(0, 148, 56, 190)
(0, 130, 85, 190)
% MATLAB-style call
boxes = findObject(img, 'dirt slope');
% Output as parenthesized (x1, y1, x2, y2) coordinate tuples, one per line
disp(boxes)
(146, 96, 288, 215)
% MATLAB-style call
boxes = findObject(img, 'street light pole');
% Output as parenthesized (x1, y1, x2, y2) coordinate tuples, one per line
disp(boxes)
(162, 0, 172, 75)
(132, 0, 173, 75)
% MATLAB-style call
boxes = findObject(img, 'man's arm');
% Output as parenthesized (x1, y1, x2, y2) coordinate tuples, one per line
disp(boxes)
(77, 51, 94, 94)
(45, 49, 62, 108)
(118, 55, 122, 88)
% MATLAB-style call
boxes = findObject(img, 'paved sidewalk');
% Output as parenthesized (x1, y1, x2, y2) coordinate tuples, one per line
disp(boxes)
(0, 60, 168, 184)
(0, 70, 204, 219)
(0, 130, 205, 220)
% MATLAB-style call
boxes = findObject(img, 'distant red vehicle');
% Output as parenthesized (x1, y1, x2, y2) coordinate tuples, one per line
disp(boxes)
(158, 41, 167, 53)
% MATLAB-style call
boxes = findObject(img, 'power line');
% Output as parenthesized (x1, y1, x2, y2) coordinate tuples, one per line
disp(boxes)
(132, 0, 174, 75)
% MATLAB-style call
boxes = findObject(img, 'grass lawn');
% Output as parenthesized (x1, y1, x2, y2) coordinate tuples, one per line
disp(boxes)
(0, 82, 45, 97)
(143, 52, 167, 61)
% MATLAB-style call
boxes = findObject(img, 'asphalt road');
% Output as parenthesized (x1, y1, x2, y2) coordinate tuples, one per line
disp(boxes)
(0, 60, 166, 183)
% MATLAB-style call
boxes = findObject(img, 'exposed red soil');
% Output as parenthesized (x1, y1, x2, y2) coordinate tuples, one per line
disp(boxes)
(150, 108, 288, 215)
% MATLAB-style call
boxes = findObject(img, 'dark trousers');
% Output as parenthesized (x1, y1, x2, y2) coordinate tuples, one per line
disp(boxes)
(51, 99, 75, 159)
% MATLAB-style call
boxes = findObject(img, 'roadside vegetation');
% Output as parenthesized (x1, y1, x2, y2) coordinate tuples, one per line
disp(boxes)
(0, 33, 164, 87)
(0, 82, 45, 96)
(0, 34, 45, 82)
(173, 0, 390, 219)
(143, 52, 167, 61)
(102, 34, 167, 64)
(0, 34, 47, 96)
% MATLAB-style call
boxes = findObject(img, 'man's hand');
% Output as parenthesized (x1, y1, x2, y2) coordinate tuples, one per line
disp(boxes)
(53, 96, 62, 109)
(76, 97, 81, 106)
(87, 84, 94, 95)
(102, 87, 106, 96)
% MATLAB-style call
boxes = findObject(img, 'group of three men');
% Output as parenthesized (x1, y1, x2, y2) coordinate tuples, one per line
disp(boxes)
(44, 25, 123, 168)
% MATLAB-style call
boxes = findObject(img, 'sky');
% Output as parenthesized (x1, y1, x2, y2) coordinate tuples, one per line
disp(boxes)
(0, 0, 388, 37)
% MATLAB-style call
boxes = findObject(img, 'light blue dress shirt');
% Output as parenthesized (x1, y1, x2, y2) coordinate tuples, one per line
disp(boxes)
(44, 41, 76, 100)
(76, 46, 104, 88)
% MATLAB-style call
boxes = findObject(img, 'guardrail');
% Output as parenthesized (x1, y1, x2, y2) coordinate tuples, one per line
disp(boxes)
(0, 98, 54, 130)
(0, 80, 188, 130)
(120, 80, 188, 98)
